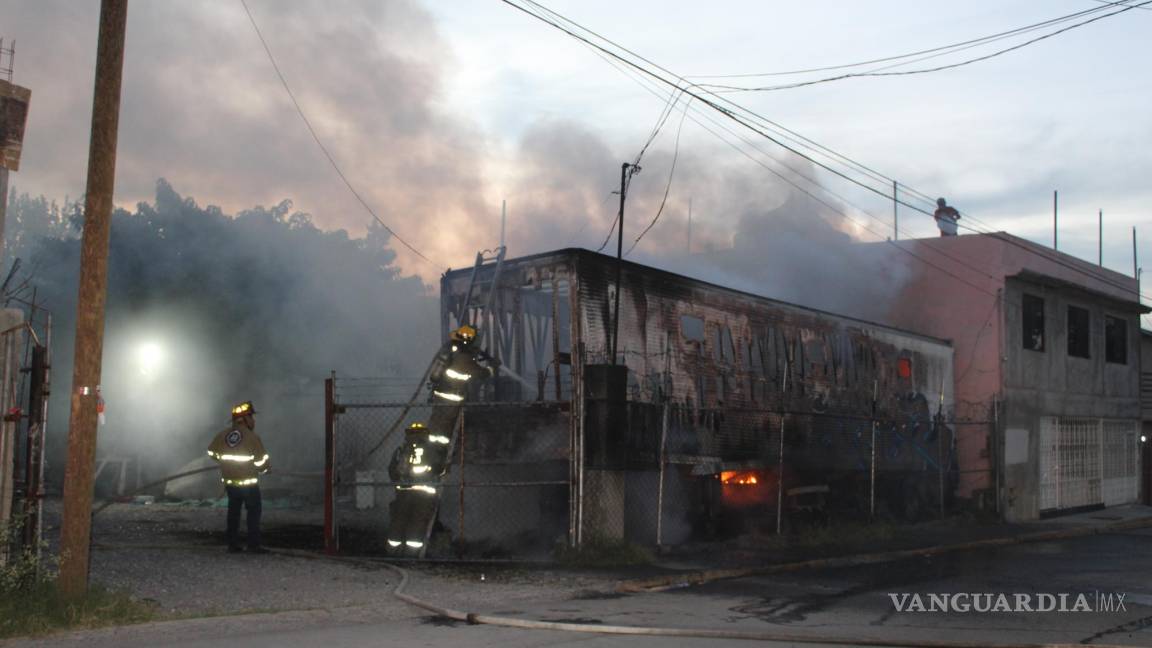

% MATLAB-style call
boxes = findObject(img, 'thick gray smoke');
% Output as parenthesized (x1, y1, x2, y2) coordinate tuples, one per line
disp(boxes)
(5, 182, 438, 487)
(7, 0, 491, 276)
(501, 119, 910, 322)
(6, 1, 911, 492)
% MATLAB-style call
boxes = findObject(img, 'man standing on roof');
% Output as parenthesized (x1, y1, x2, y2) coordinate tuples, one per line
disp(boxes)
(208, 400, 270, 553)
(933, 198, 961, 237)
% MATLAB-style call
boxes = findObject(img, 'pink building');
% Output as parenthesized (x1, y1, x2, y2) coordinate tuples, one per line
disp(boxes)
(884, 233, 1147, 521)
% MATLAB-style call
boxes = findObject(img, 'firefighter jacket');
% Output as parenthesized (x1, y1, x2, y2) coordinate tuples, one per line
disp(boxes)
(388, 431, 450, 487)
(208, 425, 270, 486)
(429, 341, 490, 403)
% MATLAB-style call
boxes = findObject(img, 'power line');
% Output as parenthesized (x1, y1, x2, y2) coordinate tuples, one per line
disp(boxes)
(699, 1, 1152, 93)
(580, 38, 1003, 295)
(504, 0, 1152, 304)
(595, 213, 618, 253)
(238, 0, 437, 267)
(688, 2, 1121, 80)
(596, 82, 683, 252)
(627, 95, 691, 256)
(1092, 0, 1152, 10)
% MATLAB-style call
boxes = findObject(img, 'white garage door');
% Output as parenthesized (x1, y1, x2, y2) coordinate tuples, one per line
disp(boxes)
(1039, 417, 1140, 512)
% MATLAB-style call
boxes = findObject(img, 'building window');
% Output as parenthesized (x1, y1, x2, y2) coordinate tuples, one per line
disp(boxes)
(1104, 315, 1127, 364)
(680, 315, 704, 342)
(1022, 293, 1045, 352)
(1066, 306, 1090, 359)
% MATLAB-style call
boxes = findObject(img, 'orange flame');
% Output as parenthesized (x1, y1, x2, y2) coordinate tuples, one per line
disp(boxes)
(720, 470, 760, 485)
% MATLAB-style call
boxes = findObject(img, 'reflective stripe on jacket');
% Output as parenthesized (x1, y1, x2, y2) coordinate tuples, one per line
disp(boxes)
(208, 426, 269, 485)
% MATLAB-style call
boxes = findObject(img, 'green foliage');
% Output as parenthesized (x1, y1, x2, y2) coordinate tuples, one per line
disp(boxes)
(556, 535, 654, 568)
(0, 581, 157, 639)
(0, 518, 155, 638)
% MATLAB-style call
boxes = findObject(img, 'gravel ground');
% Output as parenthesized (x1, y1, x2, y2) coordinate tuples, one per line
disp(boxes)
(41, 498, 618, 621)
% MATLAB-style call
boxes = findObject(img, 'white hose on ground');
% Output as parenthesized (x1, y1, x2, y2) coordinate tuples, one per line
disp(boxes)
(377, 560, 1124, 648)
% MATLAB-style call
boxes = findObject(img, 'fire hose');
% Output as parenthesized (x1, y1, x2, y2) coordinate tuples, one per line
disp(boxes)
(372, 560, 1126, 648)
(91, 465, 322, 518)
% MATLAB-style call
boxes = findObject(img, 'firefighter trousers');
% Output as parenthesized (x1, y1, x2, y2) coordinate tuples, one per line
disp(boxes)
(226, 484, 262, 549)
(388, 488, 438, 554)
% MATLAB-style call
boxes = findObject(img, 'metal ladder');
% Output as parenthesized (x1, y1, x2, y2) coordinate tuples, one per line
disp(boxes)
(456, 246, 506, 354)
(414, 247, 505, 557)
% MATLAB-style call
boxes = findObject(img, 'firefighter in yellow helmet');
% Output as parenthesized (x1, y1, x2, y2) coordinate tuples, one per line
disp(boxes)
(429, 325, 488, 401)
(426, 325, 495, 432)
(207, 400, 270, 553)
(386, 422, 451, 556)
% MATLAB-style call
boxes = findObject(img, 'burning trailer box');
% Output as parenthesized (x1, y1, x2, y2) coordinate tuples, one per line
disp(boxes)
(435, 248, 955, 547)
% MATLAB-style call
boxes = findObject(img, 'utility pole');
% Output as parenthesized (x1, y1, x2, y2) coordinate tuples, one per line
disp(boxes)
(0, 38, 8, 266)
(1099, 209, 1103, 266)
(1052, 190, 1058, 250)
(1134, 227, 1139, 279)
(610, 162, 637, 365)
(58, 0, 128, 599)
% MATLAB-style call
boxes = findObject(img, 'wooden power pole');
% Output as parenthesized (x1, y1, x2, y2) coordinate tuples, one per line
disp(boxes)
(58, 0, 128, 599)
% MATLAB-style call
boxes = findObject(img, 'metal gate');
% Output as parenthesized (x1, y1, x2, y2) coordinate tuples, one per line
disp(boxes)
(323, 376, 573, 559)
(1040, 417, 1141, 512)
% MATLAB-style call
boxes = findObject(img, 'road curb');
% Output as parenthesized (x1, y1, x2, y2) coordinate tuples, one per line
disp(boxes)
(615, 516, 1152, 593)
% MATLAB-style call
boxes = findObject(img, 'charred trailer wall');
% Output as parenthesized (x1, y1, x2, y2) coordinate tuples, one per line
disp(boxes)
(441, 250, 956, 547)
(569, 250, 955, 540)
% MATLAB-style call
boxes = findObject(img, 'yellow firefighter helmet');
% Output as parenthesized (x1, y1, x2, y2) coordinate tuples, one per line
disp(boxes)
(231, 400, 256, 419)
(451, 325, 477, 344)
(406, 422, 428, 434)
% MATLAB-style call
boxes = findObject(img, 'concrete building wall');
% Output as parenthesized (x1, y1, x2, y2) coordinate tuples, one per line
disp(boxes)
(1141, 331, 1152, 422)
(884, 233, 1144, 519)
(999, 276, 1143, 521)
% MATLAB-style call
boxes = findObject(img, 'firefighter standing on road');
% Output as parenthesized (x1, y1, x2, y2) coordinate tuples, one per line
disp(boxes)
(208, 400, 270, 553)
(387, 422, 451, 555)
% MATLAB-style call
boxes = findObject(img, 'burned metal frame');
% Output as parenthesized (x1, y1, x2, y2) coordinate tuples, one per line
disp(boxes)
(438, 249, 964, 546)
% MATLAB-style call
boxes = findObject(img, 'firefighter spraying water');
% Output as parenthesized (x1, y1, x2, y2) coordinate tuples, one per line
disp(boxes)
(385, 324, 496, 555)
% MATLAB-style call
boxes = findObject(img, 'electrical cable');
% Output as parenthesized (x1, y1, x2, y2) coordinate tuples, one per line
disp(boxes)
(594, 213, 618, 253)
(1092, 0, 1152, 10)
(626, 95, 691, 256)
(697, 2, 1151, 93)
(582, 30, 1005, 294)
(504, 0, 1151, 306)
(238, 0, 438, 268)
(687, 3, 1122, 79)
(521, 0, 1145, 301)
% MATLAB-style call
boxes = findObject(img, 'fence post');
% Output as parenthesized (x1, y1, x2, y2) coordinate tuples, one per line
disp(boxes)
(937, 411, 945, 517)
(323, 373, 338, 555)
(458, 407, 466, 552)
(656, 400, 668, 546)
(776, 357, 790, 535)
(775, 411, 786, 535)
(870, 380, 877, 520)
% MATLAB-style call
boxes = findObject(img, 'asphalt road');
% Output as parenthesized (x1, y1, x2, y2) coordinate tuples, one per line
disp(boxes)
(10, 528, 1152, 647)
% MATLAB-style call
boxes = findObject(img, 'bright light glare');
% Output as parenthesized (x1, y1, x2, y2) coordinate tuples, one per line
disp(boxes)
(136, 342, 165, 377)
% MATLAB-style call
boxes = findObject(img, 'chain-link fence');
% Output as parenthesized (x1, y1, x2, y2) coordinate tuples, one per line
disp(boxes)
(326, 376, 571, 559)
(601, 402, 996, 547)
(324, 375, 997, 557)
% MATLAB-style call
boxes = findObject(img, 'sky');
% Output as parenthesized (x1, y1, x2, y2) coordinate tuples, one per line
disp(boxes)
(3, 0, 1150, 323)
